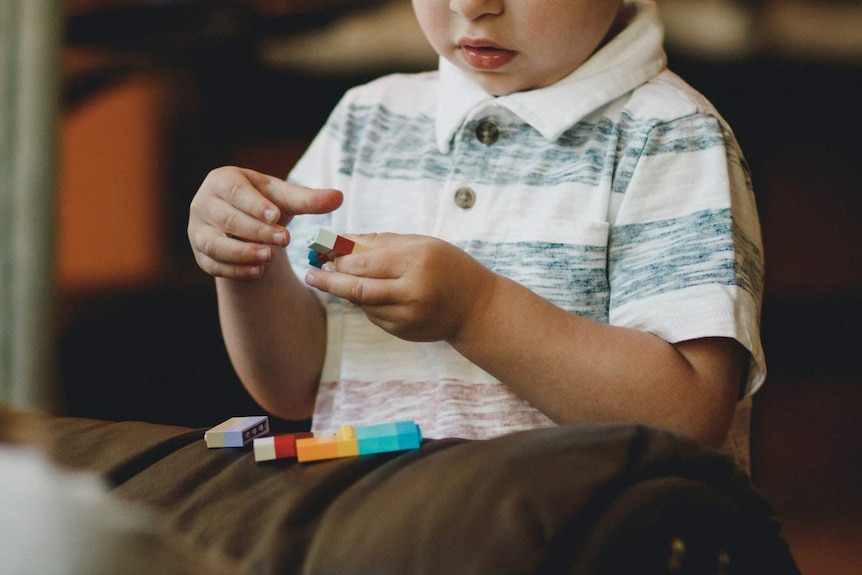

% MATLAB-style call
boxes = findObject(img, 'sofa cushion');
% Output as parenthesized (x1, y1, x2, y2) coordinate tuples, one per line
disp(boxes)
(42, 417, 798, 574)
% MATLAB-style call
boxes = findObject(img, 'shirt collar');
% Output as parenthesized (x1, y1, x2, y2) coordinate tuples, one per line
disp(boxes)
(435, 0, 667, 154)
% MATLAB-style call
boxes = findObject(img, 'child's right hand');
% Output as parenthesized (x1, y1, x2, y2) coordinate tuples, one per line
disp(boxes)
(188, 166, 343, 279)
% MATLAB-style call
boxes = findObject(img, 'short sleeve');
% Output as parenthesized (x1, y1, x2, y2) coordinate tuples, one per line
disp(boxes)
(608, 113, 766, 394)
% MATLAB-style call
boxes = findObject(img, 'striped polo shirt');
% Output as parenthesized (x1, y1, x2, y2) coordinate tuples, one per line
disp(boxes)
(286, 1, 765, 469)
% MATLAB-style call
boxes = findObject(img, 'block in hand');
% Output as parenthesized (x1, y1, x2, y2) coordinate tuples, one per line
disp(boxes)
(307, 228, 368, 268)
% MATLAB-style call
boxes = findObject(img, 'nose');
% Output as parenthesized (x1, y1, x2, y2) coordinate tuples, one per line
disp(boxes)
(449, 0, 504, 20)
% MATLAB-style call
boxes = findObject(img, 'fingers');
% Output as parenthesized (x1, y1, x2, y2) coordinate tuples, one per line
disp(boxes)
(305, 266, 395, 306)
(243, 168, 344, 224)
(305, 245, 410, 306)
(303, 234, 422, 301)
(191, 232, 275, 279)
(195, 252, 266, 280)
(191, 167, 284, 247)
(200, 196, 288, 247)
(189, 166, 344, 279)
(194, 166, 343, 244)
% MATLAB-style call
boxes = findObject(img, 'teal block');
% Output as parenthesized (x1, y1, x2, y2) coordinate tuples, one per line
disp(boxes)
(357, 436, 400, 455)
(356, 423, 399, 455)
(308, 250, 324, 268)
(355, 422, 398, 438)
(355, 421, 421, 455)
(395, 421, 422, 450)
(394, 421, 420, 435)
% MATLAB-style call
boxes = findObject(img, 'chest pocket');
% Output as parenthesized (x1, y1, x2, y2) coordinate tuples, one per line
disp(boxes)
(459, 216, 611, 323)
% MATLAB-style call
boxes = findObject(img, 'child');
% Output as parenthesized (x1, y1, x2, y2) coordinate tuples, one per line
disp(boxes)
(188, 0, 765, 470)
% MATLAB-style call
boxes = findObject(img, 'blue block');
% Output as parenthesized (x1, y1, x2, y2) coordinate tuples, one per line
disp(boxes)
(308, 250, 324, 268)
(395, 421, 422, 450)
(357, 435, 400, 455)
(355, 421, 421, 455)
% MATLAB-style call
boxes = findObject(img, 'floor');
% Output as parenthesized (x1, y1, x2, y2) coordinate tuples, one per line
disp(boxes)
(781, 517, 862, 575)
(751, 261, 862, 575)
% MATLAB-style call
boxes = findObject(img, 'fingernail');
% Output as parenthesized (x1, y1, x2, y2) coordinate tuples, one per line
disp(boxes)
(273, 231, 286, 245)
(305, 270, 318, 287)
(322, 262, 335, 272)
(264, 208, 278, 223)
(257, 248, 270, 260)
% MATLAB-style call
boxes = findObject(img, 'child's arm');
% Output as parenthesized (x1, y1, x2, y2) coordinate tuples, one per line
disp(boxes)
(445, 271, 744, 448)
(305, 233, 743, 447)
(188, 167, 343, 419)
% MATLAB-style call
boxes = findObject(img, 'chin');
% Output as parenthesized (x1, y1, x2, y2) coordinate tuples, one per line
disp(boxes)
(473, 75, 526, 97)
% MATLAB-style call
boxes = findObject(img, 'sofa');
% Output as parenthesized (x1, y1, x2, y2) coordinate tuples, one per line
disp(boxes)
(14, 413, 801, 574)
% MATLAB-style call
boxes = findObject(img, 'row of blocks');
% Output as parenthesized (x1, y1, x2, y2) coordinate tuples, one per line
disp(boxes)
(204, 416, 422, 463)
(307, 228, 369, 268)
(255, 421, 422, 463)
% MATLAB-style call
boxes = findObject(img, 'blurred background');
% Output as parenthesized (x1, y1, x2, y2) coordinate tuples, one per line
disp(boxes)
(2, 1, 860, 573)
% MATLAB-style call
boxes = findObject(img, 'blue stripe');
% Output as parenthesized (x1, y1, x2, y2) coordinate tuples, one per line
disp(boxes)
(327, 237, 611, 323)
(312, 210, 762, 325)
(609, 208, 764, 308)
(329, 104, 617, 187)
(612, 113, 738, 195)
(455, 239, 610, 322)
(332, 105, 736, 194)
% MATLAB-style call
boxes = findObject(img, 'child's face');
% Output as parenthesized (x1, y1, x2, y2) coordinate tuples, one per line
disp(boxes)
(412, 0, 623, 95)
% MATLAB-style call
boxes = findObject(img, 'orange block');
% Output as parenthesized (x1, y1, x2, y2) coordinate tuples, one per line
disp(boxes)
(296, 425, 359, 462)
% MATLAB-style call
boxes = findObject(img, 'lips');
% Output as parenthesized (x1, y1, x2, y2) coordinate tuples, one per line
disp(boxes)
(457, 39, 516, 70)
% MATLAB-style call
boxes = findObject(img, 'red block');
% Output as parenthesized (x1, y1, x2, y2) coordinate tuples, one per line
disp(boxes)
(333, 235, 356, 256)
(275, 432, 313, 458)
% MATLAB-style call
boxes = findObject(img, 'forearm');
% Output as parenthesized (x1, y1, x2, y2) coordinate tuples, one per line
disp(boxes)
(216, 250, 326, 420)
(448, 275, 743, 447)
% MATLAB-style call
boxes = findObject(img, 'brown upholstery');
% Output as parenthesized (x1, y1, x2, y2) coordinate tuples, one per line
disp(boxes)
(39, 417, 799, 574)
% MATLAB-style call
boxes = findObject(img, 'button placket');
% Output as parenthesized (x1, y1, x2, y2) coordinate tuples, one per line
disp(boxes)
(436, 115, 501, 233)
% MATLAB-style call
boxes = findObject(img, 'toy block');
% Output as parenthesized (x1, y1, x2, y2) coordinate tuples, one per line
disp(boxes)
(352, 242, 371, 254)
(248, 421, 423, 463)
(296, 438, 339, 462)
(395, 421, 422, 450)
(333, 234, 356, 255)
(308, 228, 338, 253)
(253, 432, 314, 462)
(354, 422, 400, 454)
(308, 249, 325, 268)
(354, 420, 422, 455)
(205, 416, 270, 448)
(296, 425, 359, 462)
(336, 424, 360, 457)
(307, 228, 369, 267)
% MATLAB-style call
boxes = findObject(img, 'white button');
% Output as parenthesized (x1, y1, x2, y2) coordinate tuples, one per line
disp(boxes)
(454, 187, 476, 209)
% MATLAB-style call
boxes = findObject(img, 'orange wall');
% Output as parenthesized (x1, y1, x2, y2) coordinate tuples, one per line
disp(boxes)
(57, 74, 172, 290)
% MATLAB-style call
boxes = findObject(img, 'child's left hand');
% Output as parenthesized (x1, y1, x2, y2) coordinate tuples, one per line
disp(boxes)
(304, 234, 497, 343)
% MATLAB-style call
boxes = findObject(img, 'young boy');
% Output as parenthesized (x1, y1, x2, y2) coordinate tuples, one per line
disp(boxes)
(188, 0, 765, 470)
